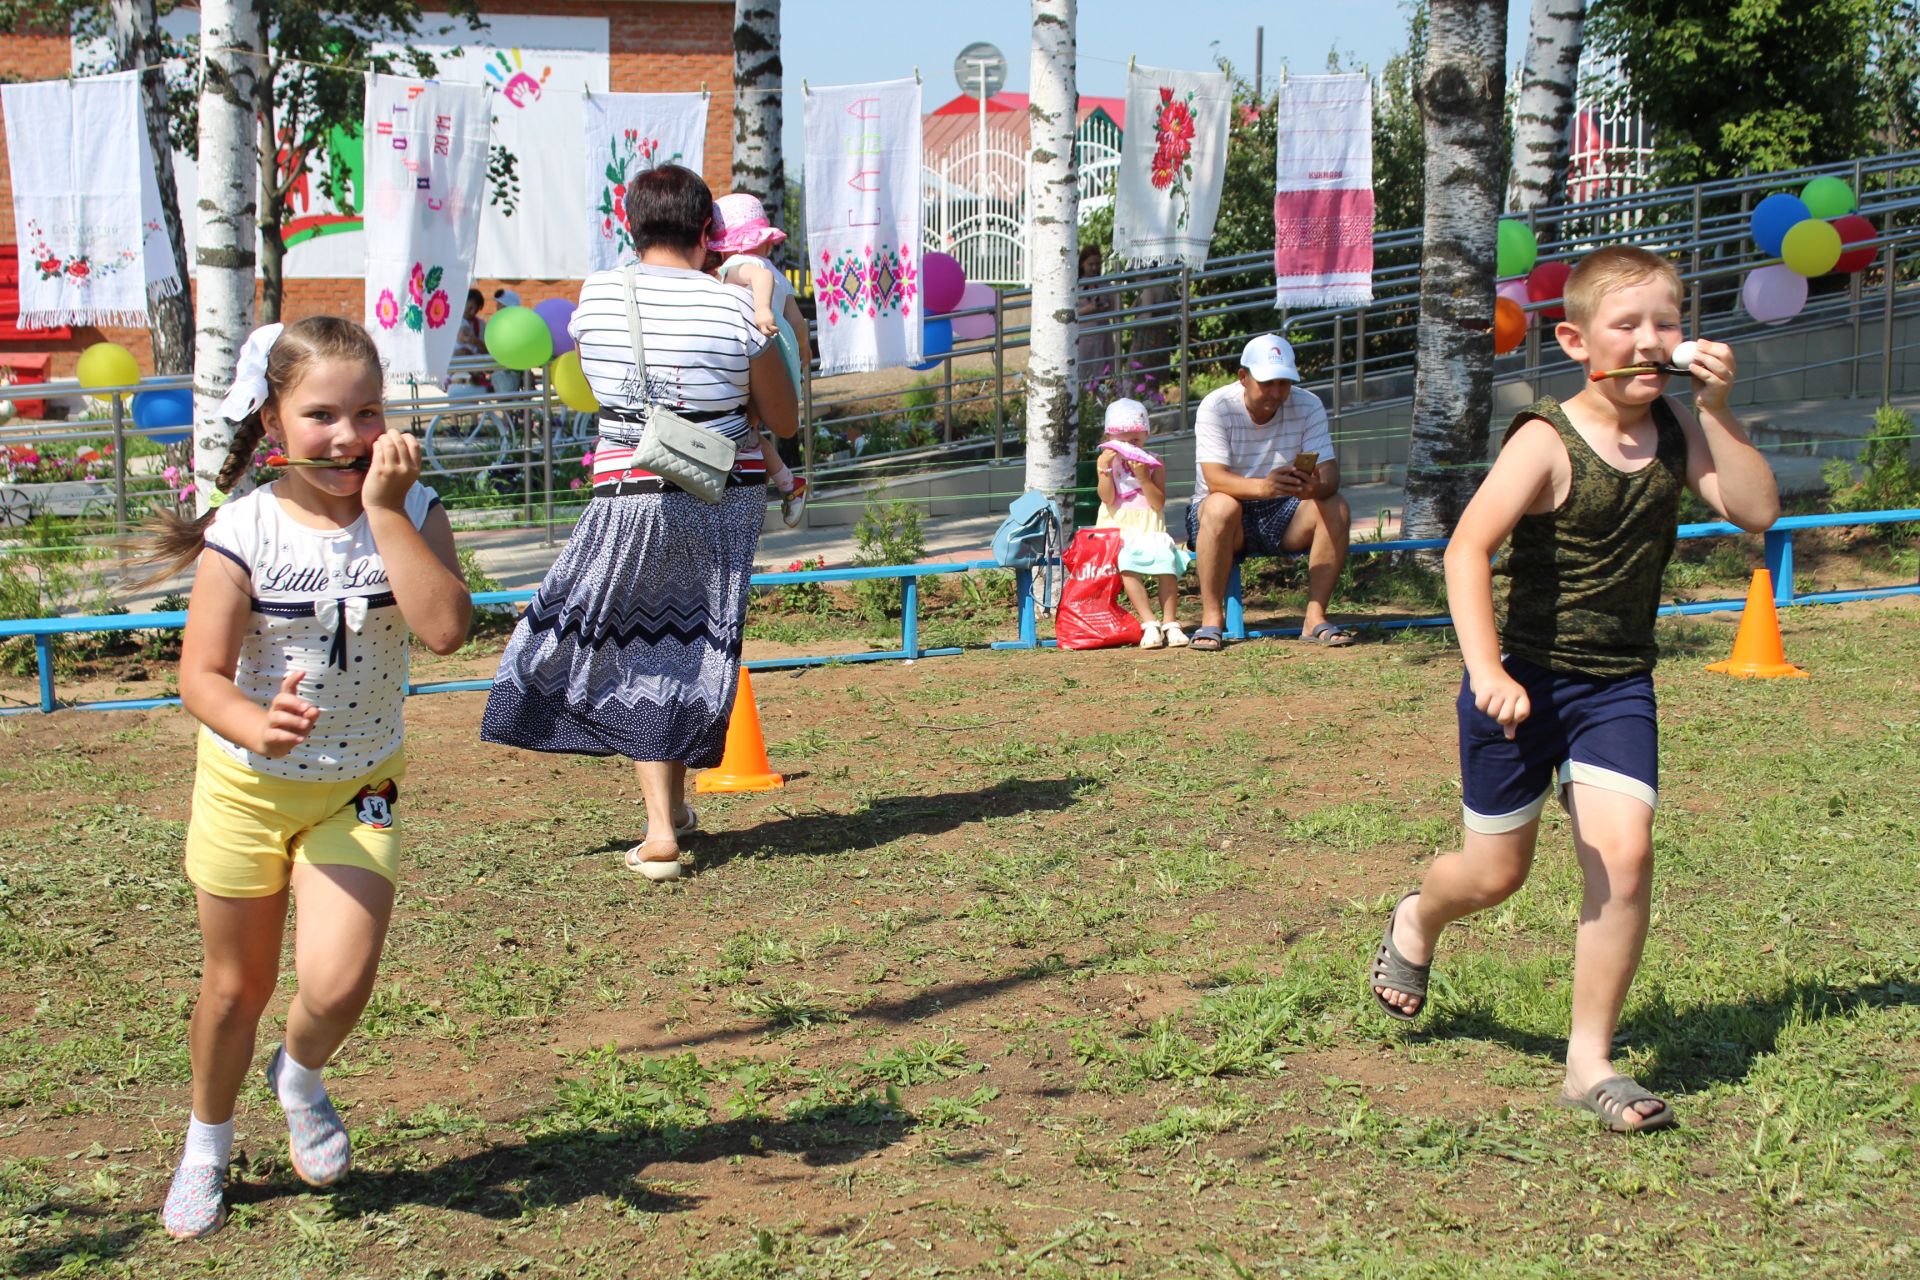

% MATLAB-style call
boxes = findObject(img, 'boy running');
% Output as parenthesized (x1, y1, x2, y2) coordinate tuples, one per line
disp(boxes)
(1369, 246, 1779, 1132)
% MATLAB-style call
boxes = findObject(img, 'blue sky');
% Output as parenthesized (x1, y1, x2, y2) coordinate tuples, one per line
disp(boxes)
(776, 0, 1533, 163)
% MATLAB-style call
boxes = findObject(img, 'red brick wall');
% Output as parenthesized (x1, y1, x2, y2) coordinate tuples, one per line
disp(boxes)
(0, 3, 736, 379)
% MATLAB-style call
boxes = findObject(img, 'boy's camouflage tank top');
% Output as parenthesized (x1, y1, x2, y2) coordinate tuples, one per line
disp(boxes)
(1493, 396, 1688, 677)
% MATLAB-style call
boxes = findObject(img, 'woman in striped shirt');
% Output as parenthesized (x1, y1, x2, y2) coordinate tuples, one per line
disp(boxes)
(481, 165, 799, 879)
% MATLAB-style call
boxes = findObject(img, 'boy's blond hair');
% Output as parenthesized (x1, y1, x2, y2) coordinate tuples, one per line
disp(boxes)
(1563, 246, 1683, 328)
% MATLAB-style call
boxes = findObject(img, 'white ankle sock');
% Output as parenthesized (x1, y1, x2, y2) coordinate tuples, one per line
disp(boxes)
(273, 1048, 328, 1110)
(183, 1115, 234, 1168)
(774, 473, 796, 494)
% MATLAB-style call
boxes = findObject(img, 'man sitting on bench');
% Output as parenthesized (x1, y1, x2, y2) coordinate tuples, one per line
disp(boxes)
(1184, 334, 1353, 651)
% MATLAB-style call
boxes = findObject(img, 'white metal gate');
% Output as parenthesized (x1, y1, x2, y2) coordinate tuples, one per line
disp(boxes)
(922, 123, 1129, 286)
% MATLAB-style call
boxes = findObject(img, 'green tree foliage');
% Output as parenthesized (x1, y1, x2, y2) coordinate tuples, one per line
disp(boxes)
(1589, 0, 1920, 184)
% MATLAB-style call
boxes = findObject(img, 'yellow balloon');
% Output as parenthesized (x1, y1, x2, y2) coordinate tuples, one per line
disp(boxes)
(1780, 219, 1842, 278)
(550, 350, 599, 413)
(76, 341, 141, 389)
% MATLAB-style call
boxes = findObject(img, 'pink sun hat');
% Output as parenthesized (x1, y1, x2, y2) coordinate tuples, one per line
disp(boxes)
(708, 193, 787, 255)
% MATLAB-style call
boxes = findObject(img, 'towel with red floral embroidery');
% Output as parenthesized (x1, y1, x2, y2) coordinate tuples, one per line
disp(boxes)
(583, 93, 709, 273)
(1272, 74, 1375, 308)
(0, 71, 179, 328)
(1113, 64, 1231, 269)
(362, 74, 491, 381)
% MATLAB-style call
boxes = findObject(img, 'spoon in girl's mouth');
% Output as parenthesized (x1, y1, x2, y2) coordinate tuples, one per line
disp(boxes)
(264, 454, 370, 470)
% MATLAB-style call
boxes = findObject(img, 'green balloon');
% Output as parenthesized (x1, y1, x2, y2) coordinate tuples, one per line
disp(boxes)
(484, 305, 553, 372)
(1497, 219, 1538, 278)
(1799, 176, 1856, 220)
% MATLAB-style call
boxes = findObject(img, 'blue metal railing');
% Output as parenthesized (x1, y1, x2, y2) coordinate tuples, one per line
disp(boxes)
(2, 513, 1916, 714)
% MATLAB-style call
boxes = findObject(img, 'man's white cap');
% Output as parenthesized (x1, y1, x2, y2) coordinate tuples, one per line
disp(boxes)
(493, 288, 522, 308)
(1103, 397, 1151, 434)
(1239, 333, 1300, 383)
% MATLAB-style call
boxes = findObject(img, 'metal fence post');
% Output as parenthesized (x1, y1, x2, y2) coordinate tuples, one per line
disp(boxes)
(541, 378, 555, 547)
(110, 391, 127, 535)
(992, 291, 1006, 462)
(1354, 305, 1367, 402)
(942, 356, 954, 443)
(902, 575, 920, 658)
(1883, 242, 1897, 407)
(1178, 263, 1192, 420)
(1330, 311, 1343, 420)
(1688, 185, 1703, 339)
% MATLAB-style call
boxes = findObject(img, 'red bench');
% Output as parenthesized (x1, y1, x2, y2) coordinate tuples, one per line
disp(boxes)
(0, 243, 68, 417)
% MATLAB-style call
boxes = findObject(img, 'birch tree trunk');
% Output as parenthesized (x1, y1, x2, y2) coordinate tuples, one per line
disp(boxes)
(731, 0, 785, 240)
(1506, 0, 1585, 211)
(1403, 0, 1507, 540)
(192, 0, 261, 513)
(1024, 0, 1078, 523)
(108, 0, 192, 374)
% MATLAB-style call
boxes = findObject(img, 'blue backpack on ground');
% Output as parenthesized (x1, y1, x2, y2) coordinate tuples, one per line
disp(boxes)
(992, 490, 1064, 610)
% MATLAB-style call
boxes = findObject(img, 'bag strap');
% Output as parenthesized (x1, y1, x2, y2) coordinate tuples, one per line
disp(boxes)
(622, 264, 649, 395)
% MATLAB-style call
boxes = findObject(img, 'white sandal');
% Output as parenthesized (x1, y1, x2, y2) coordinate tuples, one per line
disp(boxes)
(1162, 623, 1190, 648)
(1138, 621, 1165, 649)
(624, 807, 697, 880)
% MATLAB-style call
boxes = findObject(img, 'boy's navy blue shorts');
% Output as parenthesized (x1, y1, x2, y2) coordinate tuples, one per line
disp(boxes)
(1458, 653, 1658, 834)
(1184, 495, 1300, 556)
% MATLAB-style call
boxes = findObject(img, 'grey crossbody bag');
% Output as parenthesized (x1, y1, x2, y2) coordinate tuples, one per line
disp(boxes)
(622, 264, 737, 503)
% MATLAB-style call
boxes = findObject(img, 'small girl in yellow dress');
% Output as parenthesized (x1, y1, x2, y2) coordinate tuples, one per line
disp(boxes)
(1094, 398, 1192, 648)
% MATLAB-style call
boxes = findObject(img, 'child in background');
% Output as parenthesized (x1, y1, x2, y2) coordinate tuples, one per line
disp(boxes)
(139, 317, 472, 1237)
(709, 192, 810, 526)
(1368, 246, 1778, 1132)
(1095, 398, 1191, 648)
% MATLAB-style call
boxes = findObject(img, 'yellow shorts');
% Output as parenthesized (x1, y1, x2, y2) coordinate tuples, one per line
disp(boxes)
(183, 730, 407, 899)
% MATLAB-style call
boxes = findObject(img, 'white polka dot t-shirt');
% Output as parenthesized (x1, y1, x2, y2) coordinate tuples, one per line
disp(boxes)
(201, 481, 441, 781)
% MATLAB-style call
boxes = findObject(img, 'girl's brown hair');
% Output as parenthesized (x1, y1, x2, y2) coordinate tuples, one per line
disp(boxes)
(135, 315, 382, 585)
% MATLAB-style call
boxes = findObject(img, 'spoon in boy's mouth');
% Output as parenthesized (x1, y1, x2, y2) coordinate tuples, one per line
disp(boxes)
(1590, 339, 1700, 381)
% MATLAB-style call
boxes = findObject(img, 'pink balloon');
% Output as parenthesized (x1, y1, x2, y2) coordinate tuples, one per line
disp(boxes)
(1741, 264, 1808, 325)
(922, 252, 966, 315)
(950, 282, 998, 340)
(1496, 279, 1535, 327)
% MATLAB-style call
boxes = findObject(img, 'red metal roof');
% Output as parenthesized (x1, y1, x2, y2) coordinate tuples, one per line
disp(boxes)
(927, 91, 1126, 132)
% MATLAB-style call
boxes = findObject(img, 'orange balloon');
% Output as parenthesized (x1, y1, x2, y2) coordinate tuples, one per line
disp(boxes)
(1493, 296, 1526, 354)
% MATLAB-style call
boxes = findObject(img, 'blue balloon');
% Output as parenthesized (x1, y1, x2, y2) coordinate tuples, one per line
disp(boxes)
(132, 388, 194, 445)
(1751, 193, 1811, 258)
(909, 317, 953, 370)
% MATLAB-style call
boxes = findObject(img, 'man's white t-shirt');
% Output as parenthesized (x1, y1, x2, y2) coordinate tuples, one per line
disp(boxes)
(1190, 382, 1334, 506)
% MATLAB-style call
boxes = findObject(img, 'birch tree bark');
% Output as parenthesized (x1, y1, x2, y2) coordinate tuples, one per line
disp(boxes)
(1024, 0, 1078, 523)
(1507, 0, 1585, 211)
(108, 0, 192, 374)
(731, 0, 785, 238)
(1403, 0, 1507, 540)
(192, 0, 261, 513)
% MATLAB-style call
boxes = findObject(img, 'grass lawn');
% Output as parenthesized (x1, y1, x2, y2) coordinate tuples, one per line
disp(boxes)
(0, 596, 1915, 1278)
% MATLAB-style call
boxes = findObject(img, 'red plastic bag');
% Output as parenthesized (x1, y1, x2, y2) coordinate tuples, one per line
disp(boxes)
(1055, 528, 1145, 650)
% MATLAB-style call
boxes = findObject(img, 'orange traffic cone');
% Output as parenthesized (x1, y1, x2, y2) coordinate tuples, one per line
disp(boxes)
(1706, 570, 1808, 679)
(696, 667, 785, 792)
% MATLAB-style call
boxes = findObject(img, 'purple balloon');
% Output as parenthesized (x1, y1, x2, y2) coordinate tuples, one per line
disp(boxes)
(1495, 279, 1535, 328)
(923, 251, 966, 316)
(1741, 264, 1808, 325)
(951, 282, 998, 340)
(534, 298, 577, 357)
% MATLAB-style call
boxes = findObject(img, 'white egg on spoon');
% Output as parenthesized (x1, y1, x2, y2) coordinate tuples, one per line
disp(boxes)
(1669, 340, 1698, 371)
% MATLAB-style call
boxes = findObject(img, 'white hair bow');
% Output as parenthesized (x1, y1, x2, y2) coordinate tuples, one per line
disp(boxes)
(316, 595, 370, 670)
(218, 323, 286, 423)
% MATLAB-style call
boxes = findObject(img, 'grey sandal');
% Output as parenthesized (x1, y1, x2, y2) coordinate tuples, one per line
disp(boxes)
(1558, 1075, 1677, 1133)
(1369, 891, 1431, 1021)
